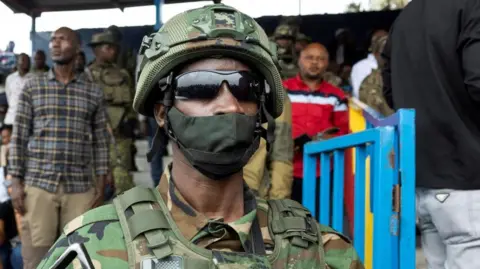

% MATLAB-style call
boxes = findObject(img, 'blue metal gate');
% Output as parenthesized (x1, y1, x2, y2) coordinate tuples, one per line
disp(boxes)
(302, 107, 416, 269)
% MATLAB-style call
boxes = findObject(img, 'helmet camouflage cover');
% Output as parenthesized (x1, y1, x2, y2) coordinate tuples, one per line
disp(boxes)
(274, 24, 296, 40)
(134, 3, 284, 118)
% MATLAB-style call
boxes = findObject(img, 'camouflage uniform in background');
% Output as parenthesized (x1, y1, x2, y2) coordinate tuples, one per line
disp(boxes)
(358, 35, 393, 116)
(273, 24, 299, 79)
(359, 69, 394, 116)
(38, 4, 363, 269)
(244, 94, 293, 199)
(88, 32, 136, 195)
(107, 25, 140, 172)
(106, 25, 137, 96)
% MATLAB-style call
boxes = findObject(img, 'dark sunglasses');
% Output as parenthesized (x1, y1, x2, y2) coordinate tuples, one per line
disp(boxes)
(173, 70, 263, 102)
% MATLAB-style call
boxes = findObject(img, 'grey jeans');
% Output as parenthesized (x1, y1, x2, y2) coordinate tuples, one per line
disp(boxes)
(416, 188, 480, 269)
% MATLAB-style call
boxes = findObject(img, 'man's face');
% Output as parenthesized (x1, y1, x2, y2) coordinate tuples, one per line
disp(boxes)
(17, 55, 30, 73)
(96, 44, 117, 63)
(49, 28, 78, 65)
(34, 52, 46, 69)
(298, 44, 329, 80)
(1, 129, 11, 145)
(154, 58, 258, 122)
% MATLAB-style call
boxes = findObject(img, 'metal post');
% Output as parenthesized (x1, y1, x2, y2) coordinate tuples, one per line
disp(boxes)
(30, 15, 37, 55)
(154, 0, 164, 31)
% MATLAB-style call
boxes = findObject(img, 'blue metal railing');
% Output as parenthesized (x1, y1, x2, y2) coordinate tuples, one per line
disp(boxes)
(302, 98, 416, 269)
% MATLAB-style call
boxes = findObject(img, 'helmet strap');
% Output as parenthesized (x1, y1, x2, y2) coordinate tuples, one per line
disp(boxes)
(147, 73, 175, 162)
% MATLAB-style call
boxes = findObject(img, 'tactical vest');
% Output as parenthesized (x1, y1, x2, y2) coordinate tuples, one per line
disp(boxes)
(112, 186, 329, 269)
(90, 65, 132, 129)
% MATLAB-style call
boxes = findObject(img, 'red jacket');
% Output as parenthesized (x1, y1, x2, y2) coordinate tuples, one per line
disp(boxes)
(283, 75, 349, 178)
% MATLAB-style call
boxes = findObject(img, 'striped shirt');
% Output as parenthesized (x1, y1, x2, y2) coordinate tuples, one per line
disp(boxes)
(8, 69, 110, 193)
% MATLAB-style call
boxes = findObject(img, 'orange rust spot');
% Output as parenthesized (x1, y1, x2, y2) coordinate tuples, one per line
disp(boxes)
(388, 149, 395, 168)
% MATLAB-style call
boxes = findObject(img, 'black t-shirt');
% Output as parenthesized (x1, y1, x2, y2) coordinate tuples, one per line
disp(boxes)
(0, 200, 18, 242)
(383, 0, 480, 190)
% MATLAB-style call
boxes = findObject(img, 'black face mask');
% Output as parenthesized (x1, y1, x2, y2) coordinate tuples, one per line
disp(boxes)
(166, 107, 260, 180)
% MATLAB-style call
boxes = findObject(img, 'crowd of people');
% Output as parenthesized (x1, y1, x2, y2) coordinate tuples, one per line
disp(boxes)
(0, 9, 392, 269)
(0, 0, 477, 268)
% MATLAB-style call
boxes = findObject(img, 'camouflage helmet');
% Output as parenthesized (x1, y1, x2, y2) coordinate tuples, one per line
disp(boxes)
(134, 4, 283, 118)
(88, 32, 119, 47)
(274, 24, 296, 40)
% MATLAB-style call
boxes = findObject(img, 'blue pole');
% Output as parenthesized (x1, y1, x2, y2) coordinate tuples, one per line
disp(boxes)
(30, 16, 37, 55)
(154, 0, 164, 31)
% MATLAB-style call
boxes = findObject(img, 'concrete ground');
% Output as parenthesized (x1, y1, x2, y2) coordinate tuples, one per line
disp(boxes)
(132, 140, 427, 268)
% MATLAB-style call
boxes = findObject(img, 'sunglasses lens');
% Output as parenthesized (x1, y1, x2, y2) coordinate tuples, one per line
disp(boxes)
(174, 71, 260, 101)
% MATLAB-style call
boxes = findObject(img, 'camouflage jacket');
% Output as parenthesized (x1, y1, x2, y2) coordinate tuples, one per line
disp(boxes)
(37, 166, 364, 269)
(244, 94, 293, 199)
(358, 69, 394, 116)
(88, 62, 136, 131)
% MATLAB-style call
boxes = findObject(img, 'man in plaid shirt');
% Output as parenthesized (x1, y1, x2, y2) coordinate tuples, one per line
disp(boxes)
(7, 27, 110, 269)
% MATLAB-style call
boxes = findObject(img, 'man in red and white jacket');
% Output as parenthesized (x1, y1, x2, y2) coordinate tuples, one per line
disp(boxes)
(283, 43, 349, 203)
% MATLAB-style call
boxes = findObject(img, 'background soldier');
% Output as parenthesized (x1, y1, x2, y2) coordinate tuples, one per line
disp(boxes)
(359, 35, 393, 116)
(106, 25, 139, 172)
(273, 24, 299, 79)
(88, 31, 136, 195)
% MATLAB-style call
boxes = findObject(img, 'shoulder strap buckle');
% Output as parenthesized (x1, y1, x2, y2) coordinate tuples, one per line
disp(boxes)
(268, 199, 319, 248)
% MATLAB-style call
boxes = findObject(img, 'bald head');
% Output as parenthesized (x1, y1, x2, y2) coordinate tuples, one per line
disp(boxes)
(301, 43, 328, 55)
(298, 42, 329, 81)
(49, 27, 80, 66)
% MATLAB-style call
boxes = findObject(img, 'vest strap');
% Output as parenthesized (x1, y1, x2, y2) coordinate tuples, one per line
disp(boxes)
(118, 186, 157, 210)
(267, 199, 318, 248)
(127, 209, 170, 238)
(144, 230, 173, 260)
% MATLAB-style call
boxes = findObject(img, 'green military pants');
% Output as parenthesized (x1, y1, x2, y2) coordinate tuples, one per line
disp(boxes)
(110, 136, 135, 194)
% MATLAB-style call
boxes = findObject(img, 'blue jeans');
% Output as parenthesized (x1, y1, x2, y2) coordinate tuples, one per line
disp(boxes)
(0, 243, 23, 269)
(10, 244, 22, 269)
(148, 117, 164, 187)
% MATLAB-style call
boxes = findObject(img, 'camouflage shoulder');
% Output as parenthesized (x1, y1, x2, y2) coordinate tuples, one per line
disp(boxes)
(38, 204, 129, 269)
(63, 204, 120, 235)
(319, 224, 364, 269)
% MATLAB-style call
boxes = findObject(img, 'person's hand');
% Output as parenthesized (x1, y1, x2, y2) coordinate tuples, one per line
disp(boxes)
(10, 178, 26, 215)
(90, 175, 107, 209)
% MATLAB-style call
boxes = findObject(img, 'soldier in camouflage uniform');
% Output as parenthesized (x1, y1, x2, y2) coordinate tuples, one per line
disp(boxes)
(359, 35, 394, 116)
(38, 4, 363, 269)
(273, 24, 299, 79)
(106, 25, 140, 173)
(87, 32, 136, 195)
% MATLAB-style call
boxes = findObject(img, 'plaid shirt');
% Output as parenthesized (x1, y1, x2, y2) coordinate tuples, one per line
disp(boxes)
(8, 69, 110, 193)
